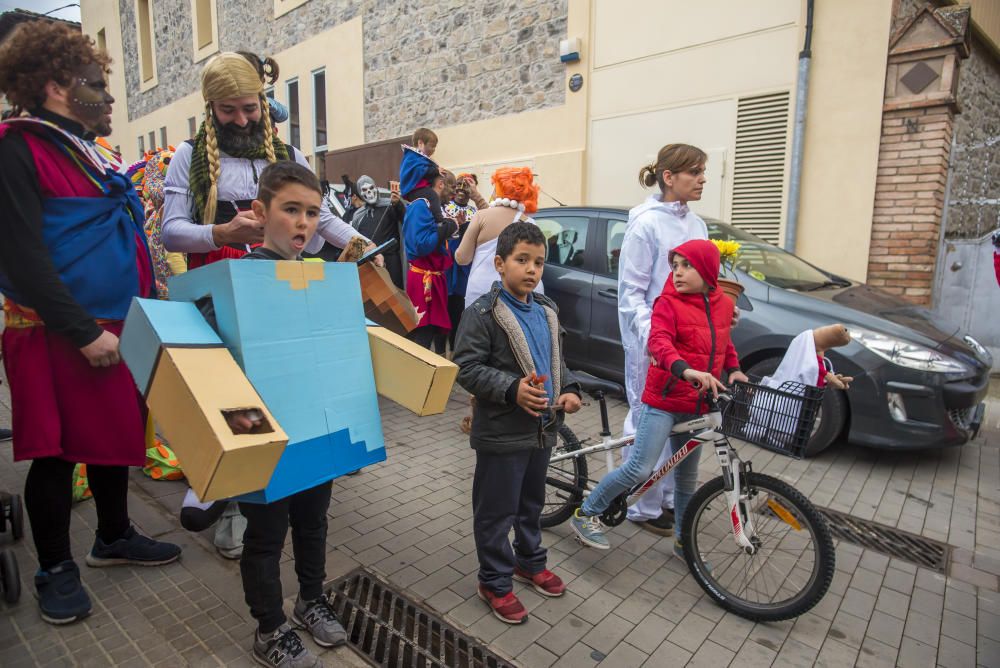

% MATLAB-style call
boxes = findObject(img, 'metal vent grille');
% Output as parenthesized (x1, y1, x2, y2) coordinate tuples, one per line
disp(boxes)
(327, 568, 515, 668)
(731, 91, 791, 243)
(818, 507, 951, 574)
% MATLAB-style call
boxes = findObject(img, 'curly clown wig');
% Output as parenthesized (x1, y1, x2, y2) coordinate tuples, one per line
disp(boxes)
(0, 21, 110, 114)
(491, 167, 539, 214)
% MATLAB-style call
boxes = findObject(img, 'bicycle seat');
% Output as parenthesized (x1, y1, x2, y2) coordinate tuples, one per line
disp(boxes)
(573, 371, 624, 399)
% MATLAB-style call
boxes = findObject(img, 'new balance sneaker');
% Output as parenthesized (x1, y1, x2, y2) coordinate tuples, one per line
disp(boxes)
(292, 593, 347, 648)
(570, 508, 610, 549)
(34, 560, 92, 625)
(513, 568, 566, 597)
(477, 584, 528, 624)
(252, 624, 322, 667)
(85, 526, 182, 567)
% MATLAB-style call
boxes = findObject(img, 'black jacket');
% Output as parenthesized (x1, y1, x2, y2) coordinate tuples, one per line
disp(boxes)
(453, 283, 581, 453)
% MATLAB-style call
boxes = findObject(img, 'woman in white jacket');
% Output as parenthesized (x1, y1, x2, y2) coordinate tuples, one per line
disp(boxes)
(617, 144, 709, 535)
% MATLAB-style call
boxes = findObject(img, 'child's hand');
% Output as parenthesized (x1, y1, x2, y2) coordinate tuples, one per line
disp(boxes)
(225, 409, 263, 434)
(729, 370, 750, 385)
(682, 369, 727, 399)
(556, 393, 582, 414)
(826, 372, 853, 390)
(731, 306, 740, 328)
(516, 376, 549, 417)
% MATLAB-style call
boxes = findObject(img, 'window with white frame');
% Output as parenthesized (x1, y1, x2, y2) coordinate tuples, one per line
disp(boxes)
(287, 79, 300, 148)
(313, 69, 327, 150)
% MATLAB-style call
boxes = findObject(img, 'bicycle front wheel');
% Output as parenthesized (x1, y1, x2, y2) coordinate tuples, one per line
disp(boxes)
(682, 473, 835, 622)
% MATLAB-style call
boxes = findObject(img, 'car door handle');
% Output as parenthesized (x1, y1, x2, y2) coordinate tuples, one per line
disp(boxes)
(598, 289, 618, 298)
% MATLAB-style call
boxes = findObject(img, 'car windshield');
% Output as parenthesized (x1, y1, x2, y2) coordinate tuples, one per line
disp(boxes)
(707, 222, 841, 290)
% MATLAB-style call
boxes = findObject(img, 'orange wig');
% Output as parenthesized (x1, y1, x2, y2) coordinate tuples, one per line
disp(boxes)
(491, 167, 539, 214)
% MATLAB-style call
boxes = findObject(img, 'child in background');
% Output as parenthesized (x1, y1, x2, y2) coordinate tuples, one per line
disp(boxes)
(412, 127, 437, 157)
(233, 161, 345, 668)
(453, 223, 582, 624)
(571, 239, 748, 559)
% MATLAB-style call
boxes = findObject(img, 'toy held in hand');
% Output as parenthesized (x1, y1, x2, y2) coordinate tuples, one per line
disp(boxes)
(812, 324, 853, 390)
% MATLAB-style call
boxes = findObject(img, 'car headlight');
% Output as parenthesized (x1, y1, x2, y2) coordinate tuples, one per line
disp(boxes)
(849, 328, 969, 373)
(963, 335, 992, 364)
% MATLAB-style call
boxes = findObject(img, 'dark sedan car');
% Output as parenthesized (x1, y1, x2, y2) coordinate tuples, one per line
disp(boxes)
(534, 206, 990, 456)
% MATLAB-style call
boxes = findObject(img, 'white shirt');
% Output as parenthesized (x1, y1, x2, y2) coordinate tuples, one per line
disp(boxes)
(617, 195, 709, 355)
(161, 142, 362, 255)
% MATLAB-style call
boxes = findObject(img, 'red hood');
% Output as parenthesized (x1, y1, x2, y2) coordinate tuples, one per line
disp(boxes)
(667, 239, 721, 292)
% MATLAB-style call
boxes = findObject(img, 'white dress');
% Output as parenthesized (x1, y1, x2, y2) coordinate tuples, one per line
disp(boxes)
(617, 196, 708, 521)
(463, 212, 545, 308)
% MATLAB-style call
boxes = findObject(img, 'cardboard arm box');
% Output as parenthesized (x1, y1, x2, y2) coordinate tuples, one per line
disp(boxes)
(367, 325, 458, 416)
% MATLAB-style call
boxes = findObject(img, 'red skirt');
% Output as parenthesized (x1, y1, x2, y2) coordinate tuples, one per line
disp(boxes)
(2, 321, 146, 466)
(406, 252, 452, 331)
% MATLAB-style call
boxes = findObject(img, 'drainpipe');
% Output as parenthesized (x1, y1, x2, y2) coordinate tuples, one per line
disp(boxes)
(784, 0, 814, 252)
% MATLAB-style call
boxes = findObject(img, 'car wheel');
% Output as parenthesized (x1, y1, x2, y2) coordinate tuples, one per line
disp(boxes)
(745, 357, 848, 457)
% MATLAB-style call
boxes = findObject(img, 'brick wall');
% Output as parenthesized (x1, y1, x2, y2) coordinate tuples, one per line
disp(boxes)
(867, 108, 954, 303)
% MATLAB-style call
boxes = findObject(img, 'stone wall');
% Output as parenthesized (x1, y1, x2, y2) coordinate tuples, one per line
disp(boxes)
(895, 0, 1000, 240)
(117, 0, 567, 141)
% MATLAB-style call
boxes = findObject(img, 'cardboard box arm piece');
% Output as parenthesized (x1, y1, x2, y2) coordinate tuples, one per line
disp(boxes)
(367, 325, 458, 416)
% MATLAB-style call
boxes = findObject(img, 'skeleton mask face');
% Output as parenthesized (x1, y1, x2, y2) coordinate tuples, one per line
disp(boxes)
(360, 182, 379, 205)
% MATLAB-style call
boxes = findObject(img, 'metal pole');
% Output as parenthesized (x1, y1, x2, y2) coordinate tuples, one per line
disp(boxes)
(784, 0, 814, 253)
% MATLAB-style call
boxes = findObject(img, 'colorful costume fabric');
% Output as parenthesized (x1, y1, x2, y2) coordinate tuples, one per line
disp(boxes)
(127, 147, 180, 299)
(0, 115, 152, 465)
(400, 146, 452, 330)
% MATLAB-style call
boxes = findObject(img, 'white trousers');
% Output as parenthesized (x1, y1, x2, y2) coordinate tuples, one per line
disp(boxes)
(622, 346, 674, 521)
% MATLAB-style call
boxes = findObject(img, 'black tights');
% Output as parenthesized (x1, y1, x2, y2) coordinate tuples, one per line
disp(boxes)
(24, 457, 130, 569)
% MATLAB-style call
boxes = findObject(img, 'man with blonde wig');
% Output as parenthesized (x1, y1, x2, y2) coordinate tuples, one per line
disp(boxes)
(163, 52, 372, 265)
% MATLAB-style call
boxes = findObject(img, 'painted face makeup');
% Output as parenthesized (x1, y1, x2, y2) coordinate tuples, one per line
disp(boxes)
(68, 62, 114, 136)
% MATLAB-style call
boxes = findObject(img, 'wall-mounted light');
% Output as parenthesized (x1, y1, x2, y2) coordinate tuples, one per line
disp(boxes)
(559, 38, 581, 63)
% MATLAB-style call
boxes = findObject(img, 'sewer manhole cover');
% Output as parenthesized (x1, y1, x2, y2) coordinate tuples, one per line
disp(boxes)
(817, 506, 951, 573)
(326, 568, 516, 668)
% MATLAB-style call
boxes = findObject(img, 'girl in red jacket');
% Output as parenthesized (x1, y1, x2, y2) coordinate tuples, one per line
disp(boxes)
(572, 239, 748, 555)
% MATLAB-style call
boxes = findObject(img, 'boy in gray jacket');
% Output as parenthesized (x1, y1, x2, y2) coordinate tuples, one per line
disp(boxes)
(452, 223, 582, 624)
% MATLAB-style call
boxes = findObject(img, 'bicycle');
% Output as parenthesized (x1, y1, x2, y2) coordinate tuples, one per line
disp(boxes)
(544, 371, 836, 622)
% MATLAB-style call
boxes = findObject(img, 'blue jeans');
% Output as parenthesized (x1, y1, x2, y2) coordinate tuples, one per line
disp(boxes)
(581, 405, 701, 542)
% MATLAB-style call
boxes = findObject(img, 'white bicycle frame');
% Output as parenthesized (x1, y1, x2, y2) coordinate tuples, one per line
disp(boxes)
(550, 411, 759, 553)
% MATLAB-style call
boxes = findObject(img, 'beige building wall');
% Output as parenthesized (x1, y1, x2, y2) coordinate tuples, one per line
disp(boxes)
(795, 0, 894, 281)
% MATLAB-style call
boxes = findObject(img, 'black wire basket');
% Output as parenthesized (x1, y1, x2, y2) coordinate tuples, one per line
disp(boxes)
(720, 380, 825, 458)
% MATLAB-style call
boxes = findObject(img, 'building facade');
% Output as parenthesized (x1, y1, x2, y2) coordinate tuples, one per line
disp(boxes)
(82, 0, 998, 308)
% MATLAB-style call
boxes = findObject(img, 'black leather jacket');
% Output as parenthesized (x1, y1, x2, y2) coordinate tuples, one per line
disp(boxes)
(452, 283, 581, 453)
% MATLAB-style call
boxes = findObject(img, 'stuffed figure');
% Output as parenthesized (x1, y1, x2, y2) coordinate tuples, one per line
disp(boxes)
(812, 324, 854, 390)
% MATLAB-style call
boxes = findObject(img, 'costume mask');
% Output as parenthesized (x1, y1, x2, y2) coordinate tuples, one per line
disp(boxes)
(357, 176, 379, 206)
(68, 62, 114, 136)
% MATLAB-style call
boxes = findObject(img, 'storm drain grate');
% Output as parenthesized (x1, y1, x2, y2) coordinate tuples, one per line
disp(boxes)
(326, 568, 516, 668)
(818, 506, 951, 574)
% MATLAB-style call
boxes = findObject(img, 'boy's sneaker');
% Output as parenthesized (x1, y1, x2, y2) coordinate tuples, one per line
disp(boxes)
(570, 508, 610, 550)
(34, 560, 92, 625)
(292, 593, 347, 648)
(513, 568, 565, 597)
(630, 511, 674, 537)
(253, 624, 322, 667)
(477, 584, 528, 624)
(85, 526, 182, 567)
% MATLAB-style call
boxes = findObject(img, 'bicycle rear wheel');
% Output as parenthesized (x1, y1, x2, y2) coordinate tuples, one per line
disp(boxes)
(541, 425, 589, 528)
(682, 473, 835, 622)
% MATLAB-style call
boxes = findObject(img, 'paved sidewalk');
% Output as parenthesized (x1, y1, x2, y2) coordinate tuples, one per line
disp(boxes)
(0, 376, 998, 667)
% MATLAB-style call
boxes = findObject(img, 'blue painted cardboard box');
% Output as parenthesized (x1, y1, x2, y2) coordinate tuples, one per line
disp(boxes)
(164, 260, 387, 503)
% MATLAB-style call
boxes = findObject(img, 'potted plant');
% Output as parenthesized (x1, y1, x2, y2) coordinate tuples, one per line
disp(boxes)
(712, 239, 745, 301)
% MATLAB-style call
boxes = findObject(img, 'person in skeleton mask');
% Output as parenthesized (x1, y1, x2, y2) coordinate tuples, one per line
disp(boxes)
(351, 175, 406, 288)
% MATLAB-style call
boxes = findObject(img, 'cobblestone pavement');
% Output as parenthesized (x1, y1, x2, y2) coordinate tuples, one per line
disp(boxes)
(0, 375, 998, 667)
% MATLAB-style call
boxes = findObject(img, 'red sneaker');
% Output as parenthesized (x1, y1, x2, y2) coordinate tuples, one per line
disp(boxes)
(513, 568, 566, 598)
(477, 585, 528, 624)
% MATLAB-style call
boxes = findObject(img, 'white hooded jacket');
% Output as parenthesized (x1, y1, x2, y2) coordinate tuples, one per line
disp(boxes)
(617, 195, 709, 364)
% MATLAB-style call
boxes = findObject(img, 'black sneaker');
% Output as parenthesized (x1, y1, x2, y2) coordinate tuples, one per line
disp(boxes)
(253, 624, 323, 667)
(179, 499, 228, 532)
(34, 560, 92, 625)
(630, 512, 674, 537)
(85, 526, 182, 567)
(0, 427, 12, 442)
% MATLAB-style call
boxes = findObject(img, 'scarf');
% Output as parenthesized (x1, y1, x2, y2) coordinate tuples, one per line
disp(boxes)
(188, 120, 290, 224)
